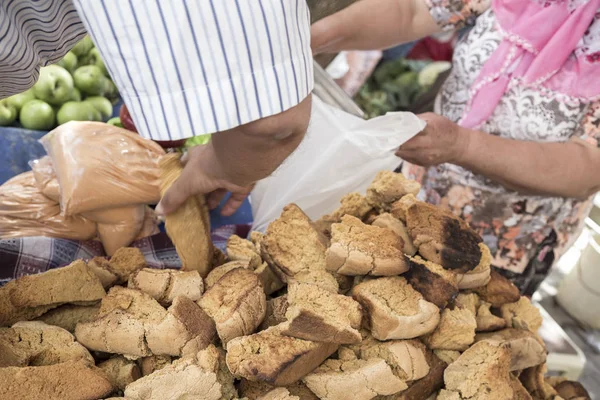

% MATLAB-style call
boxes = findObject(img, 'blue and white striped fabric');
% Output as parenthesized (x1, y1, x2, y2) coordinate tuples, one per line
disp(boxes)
(0, 0, 313, 140)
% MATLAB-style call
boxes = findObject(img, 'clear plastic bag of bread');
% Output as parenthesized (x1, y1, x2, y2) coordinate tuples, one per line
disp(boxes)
(0, 172, 97, 240)
(40, 121, 166, 216)
(29, 156, 60, 202)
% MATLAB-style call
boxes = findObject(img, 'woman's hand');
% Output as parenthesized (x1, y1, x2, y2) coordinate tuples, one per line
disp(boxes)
(396, 113, 470, 167)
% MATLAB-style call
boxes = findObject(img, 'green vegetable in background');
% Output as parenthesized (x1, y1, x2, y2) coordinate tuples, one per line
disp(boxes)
(184, 134, 212, 148)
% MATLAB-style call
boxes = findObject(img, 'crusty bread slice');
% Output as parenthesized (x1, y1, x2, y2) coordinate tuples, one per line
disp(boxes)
(108, 247, 147, 283)
(0, 260, 105, 327)
(452, 293, 480, 316)
(500, 297, 543, 334)
(128, 268, 204, 306)
(0, 359, 113, 400)
(260, 295, 289, 331)
(227, 234, 263, 269)
(423, 308, 477, 351)
(288, 269, 339, 294)
(475, 302, 506, 332)
(315, 192, 373, 236)
(326, 215, 409, 276)
(372, 213, 417, 256)
(138, 355, 172, 377)
(280, 283, 363, 344)
(255, 262, 286, 295)
(303, 358, 407, 400)
(205, 261, 252, 289)
(352, 276, 440, 340)
(36, 304, 100, 333)
(471, 269, 520, 308)
(98, 356, 141, 391)
(391, 351, 447, 400)
(239, 379, 318, 400)
(87, 256, 118, 288)
(366, 171, 421, 210)
(475, 329, 547, 371)
(405, 256, 458, 309)
(455, 243, 492, 289)
(199, 268, 266, 346)
(226, 326, 338, 387)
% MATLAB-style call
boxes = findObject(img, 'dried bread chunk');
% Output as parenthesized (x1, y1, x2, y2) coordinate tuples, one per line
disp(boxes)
(147, 295, 216, 357)
(226, 326, 338, 386)
(423, 308, 476, 351)
(212, 246, 228, 268)
(519, 364, 563, 400)
(303, 358, 408, 400)
(261, 204, 329, 281)
(315, 192, 373, 236)
(366, 171, 421, 210)
(0, 359, 113, 400)
(455, 243, 492, 289)
(440, 341, 514, 400)
(472, 269, 520, 307)
(352, 276, 439, 340)
(510, 375, 534, 400)
(390, 194, 419, 222)
(255, 262, 286, 295)
(36, 304, 100, 333)
(452, 293, 480, 316)
(0, 321, 94, 368)
(0, 260, 106, 326)
(371, 213, 417, 256)
(193, 344, 238, 400)
(405, 202, 482, 273)
(405, 256, 458, 309)
(109, 247, 147, 283)
(228, 235, 263, 269)
(199, 268, 267, 345)
(389, 351, 446, 400)
(205, 261, 252, 289)
(288, 269, 340, 294)
(260, 295, 289, 331)
(87, 256, 118, 288)
(251, 231, 265, 252)
(326, 215, 409, 276)
(159, 153, 213, 277)
(280, 283, 363, 344)
(475, 302, 506, 332)
(239, 380, 318, 400)
(98, 356, 141, 391)
(258, 388, 300, 400)
(500, 297, 543, 333)
(139, 355, 172, 377)
(475, 329, 547, 371)
(128, 268, 204, 306)
(554, 380, 591, 400)
(433, 350, 461, 365)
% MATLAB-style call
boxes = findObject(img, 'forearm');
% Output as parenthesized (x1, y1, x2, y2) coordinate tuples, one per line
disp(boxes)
(311, 0, 440, 54)
(210, 95, 312, 187)
(458, 128, 600, 199)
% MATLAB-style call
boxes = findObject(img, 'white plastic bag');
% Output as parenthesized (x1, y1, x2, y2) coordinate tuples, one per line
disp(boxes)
(250, 96, 426, 232)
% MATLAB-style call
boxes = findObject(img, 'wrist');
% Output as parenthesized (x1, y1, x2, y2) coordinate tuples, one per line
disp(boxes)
(451, 126, 479, 166)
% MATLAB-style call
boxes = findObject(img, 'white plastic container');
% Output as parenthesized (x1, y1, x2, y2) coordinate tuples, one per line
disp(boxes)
(557, 233, 600, 329)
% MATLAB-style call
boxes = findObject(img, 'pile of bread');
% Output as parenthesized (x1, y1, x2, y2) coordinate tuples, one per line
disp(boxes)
(0, 171, 591, 400)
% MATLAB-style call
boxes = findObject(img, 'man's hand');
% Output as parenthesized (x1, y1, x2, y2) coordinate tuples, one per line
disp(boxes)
(395, 113, 471, 167)
(155, 144, 253, 217)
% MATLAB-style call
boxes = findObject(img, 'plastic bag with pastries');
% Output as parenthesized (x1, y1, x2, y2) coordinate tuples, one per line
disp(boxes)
(40, 121, 166, 216)
(0, 172, 97, 240)
(29, 156, 60, 203)
(82, 206, 146, 256)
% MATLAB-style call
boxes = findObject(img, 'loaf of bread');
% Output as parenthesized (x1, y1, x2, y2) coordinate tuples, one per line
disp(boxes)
(500, 297, 543, 334)
(128, 268, 204, 306)
(227, 235, 263, 269)
(303, 358, 407, 400)
(472, 269, 520, 307)
(366, 171, 421, 210)
(226, 326, 338, 386)
(327, 215, 409, 276)
(405, 256, 458, 309)
(280, 283, 363, 344)
(0, 260, 106, 326)
(439, 341, 514, 400)
(405, 202, 482, 273)
(371, 213, 417, 256)
(98, 356, 141, 391)
(159, 153, 213, 277)
(261, 204, 329, 281)
(199, 268, 266, 345)
(475, 329, 547, 371)
(36, 304, 100, 333)
(0, 359, 113, 400)
(423, 308, 476, 351)
(352, 277, 439, 340)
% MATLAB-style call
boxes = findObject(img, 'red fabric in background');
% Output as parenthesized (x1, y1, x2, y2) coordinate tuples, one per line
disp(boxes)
(407, 37, 454, 62)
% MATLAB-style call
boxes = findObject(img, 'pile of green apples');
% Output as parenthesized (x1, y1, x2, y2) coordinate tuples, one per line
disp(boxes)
(0, 36, 120, 131)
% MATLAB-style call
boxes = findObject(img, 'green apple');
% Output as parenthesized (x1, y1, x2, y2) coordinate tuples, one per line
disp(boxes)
(104, 79, 119, 102)
(57, 101, 101, 125)
(85, 48, 108, 77)
(107, 117, 123, 127)
(71, 36, 94, 57)
(0, 99, 17, 126)
(74, 65, 108, 96)
(84, 96, 113, 120)
(58, 51, 78, 73)
(20, 100, 55, 130)
(33, 65, 74, 106)
(6, 88, 35, 112)
(70, 87, 82, 102)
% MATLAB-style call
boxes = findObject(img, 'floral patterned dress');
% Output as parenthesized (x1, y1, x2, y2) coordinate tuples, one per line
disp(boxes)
(403, 0, 600, 295)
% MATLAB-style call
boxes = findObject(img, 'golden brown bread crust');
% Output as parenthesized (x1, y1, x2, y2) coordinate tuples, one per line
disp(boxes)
(390, 351, 447, 400)
(260, 295, 289, 331)
(315, 192, 373, 237)
(405, 202, 482, 273)
(475, 302, 507, 333)
(108, 247, 147, 283)
(128, 268, 204, 306)
(500, 297, 543, 333)
(405, 257, 458, 309)
(475, 329, 547, 371)
(423, 308, 476, 352)
(227, 234, 263, 269)
(372, 213, 418, 256)
(159, 153, 213, 277)
(366, 171, 421, 210)
(471, 269, 521, 308)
